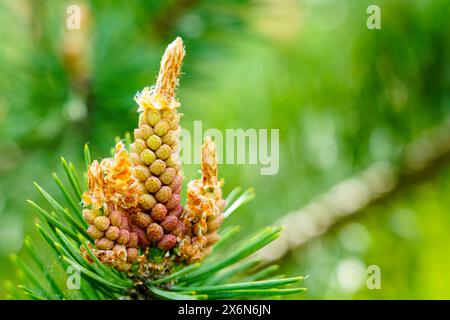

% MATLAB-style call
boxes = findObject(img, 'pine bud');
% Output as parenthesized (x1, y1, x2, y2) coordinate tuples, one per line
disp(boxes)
(149, 159, 166, 175)
(105, 226, 120, 240)
(130, 152, 143, 166)
(147, 135, 162, 151)
(168, 205, 183, 218)
(131, 139, 147, 154)
(136, 182, 147, 194)
(169, 117, 179, 130)
(171, 221, 187, 236)
(154, 120, 170, 137)
(139, 112, 147, 127)
(133, 227, 149, 247)
(95, 237, 114, 250)
(161, 215, 178, 232)
(161, 109, 175, 120)
(113, 244, 127, 255)
(134, 128, 144, 140)
(147, 111, 161, 126)
(119, 215, 130, 230)
(139, 194, 157, 210)
(134, 165, 150, 182)
(157, 234, 177, 251)
(155, 144, 171, 160)
(133, 212, 152, 229)
(109, 210, 122, 227)
(151, 203, 167, 221)
(159, 168, 176, 185)
(141, 149, 156, 165)
(94, 216, 110, 231)
(170, 175, 182, 193)
(162, 131, 176, 145)
(117, 229, 130, 245)
(146, 223, 164, 243)
(165, 194, 181, 210)
(141, 125, 154, 139)
(155, 186, 172, 203)
(87, 225, 104, 239)
(128, 232, 139, 248)
(145, 176, 161, 193)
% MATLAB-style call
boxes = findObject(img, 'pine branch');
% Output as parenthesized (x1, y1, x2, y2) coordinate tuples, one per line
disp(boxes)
(11, 147, 306, 300)
(11, 37, 306, 300)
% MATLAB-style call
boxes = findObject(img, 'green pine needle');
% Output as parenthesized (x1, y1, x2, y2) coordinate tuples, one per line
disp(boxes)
(203, 259, 261, 286)
(84, 144, 92, 171)
(223, 188, 255, 219)
(206, 287, 307, 299)
(52, 173, 84, 224)
(179, 227, 282, 283)
(148, 286, 205, 300)
(241, 265, 280, 282)
(149, 263, 202, 285)
(171, 277, 304, 293)
(61, 157, 83, 199)
(33, 183, 89, 239)
(63, 256, 132, 291)
(27, 200, 79, 240)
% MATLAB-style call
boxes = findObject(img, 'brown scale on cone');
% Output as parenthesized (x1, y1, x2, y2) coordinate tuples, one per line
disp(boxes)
(130, 37, 185, 253)
(178, 137, 226, 263)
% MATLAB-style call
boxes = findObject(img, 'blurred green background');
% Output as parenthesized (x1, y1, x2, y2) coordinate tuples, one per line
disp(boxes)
(1, 0, 450, 299)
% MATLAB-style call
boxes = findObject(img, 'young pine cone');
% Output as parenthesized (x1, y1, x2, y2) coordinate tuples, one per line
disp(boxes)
(82, 142, 142, 270)
(179, 137, 226, 262)
(130, 37, 185, 252)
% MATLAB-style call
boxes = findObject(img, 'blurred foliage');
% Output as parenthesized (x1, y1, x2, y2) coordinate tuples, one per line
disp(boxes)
(0, 0, 449, 299)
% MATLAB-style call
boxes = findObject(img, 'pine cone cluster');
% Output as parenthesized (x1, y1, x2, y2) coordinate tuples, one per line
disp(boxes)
(81, 37, 226, 273)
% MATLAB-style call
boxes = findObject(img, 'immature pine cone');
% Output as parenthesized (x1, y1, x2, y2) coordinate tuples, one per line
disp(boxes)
(130, 37, 185, 252)
(82, 142, 142, 271)
(179, 137, 226, 262)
